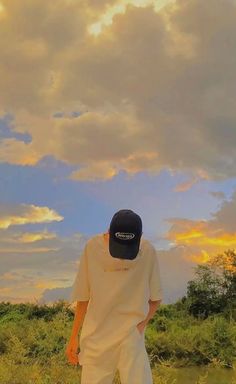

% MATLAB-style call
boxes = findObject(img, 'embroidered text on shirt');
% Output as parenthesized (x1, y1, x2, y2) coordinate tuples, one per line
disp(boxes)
(104, 267, 131, 271)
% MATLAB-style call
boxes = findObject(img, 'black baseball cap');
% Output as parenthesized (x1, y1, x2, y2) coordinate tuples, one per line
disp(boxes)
(109, 209, 143, 260)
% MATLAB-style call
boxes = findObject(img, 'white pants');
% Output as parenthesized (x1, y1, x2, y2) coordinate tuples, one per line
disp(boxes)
(80, 327, 153, 384)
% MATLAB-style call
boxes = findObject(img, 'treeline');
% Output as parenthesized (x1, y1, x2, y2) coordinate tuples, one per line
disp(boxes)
(0, 300, 74, 323)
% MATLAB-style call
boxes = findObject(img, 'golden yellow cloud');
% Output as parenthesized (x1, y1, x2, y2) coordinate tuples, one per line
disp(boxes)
(174, 229, 236, 257)
(70, 162, 118, 181)
(166, 218, 236, 265)
(0, 139, 41, 166)
(0, 204, 63, 229)
(19, 231, 57, 243)
(0, 247, 59, 253)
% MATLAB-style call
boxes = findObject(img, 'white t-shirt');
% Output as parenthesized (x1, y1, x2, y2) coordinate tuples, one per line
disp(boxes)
(69, 233, 163, 365)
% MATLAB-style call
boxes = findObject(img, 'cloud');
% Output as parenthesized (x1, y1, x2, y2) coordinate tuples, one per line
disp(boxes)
(0, 203, 63, 229)
(87, 0, 174, 36)
(165, 189, 236, 263)
(0, 228, 54, 244)
(19, 231, 57, 243)
(0, 229, 87, 274)
(174, 176, 199, 192)
(39, 286, 72, 304)
(210, 191, 236, 233)
(0, 226, 88, 301)
(0, 0, 236, 182)
(70, 162, 118, 181)
(157, 245, 196, 303)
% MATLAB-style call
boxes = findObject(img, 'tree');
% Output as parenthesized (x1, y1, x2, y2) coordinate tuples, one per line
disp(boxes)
(186, 249, 236, 318)
(209, 249, 236, 317)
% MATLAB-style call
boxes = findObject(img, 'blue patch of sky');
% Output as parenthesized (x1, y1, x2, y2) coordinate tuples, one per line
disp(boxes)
(0, 113, 31, 143)
(0, 158, 113, 237)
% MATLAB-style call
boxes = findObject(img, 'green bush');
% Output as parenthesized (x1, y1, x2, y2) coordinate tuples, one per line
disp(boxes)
(147, 307, 236, 368)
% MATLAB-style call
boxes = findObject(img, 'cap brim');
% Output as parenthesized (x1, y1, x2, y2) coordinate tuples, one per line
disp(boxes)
(109, 237, 140, 260)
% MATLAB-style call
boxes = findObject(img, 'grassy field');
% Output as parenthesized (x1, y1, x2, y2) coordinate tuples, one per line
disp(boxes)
(0, 301, 235, 384)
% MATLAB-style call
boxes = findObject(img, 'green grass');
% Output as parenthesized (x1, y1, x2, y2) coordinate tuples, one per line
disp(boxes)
(0, 301, 235, 384)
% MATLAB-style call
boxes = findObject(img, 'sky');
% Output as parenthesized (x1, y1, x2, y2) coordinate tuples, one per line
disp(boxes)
(0, 0, 236, 304)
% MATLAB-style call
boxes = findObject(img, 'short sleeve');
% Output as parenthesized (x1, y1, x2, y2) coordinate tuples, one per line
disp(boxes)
(149, 246, 163, 301)
(69, 243, 90, 302)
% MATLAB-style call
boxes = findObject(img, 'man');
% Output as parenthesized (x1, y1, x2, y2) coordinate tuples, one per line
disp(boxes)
(66, 209, 162, 384)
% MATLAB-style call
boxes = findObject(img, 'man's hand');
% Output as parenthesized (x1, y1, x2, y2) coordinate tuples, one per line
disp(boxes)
(65, 300, 89, 366)
(66, 337, 79, 365)
(136, 300, 161, 336)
